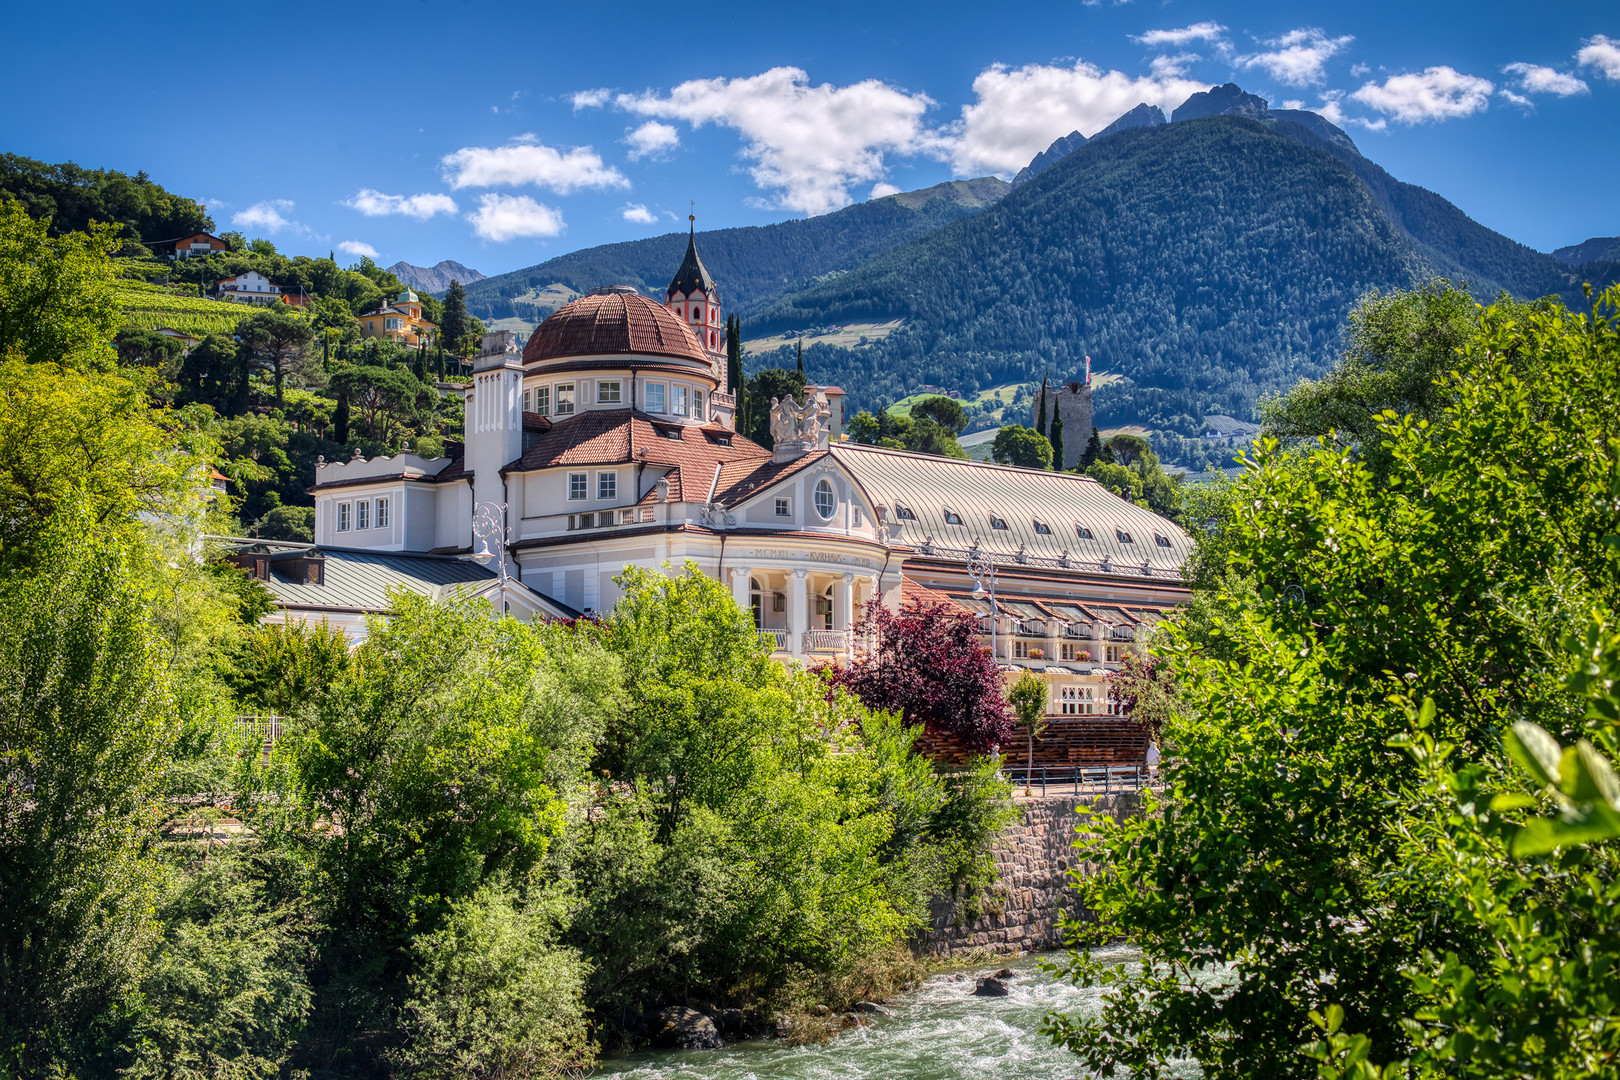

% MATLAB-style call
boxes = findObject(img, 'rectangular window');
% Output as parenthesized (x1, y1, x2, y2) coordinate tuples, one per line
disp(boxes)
(356, 500, 370, 530)
(597, 471, 616, 500)
(568, 472, 587, 500)
(555, 384, 575, 416)
(1061, 685, 1096, 716)
(337, 502, 350, 531)
(672, 384, 688, 417)
(645, 382, 666, 413)
(1106, 687, 1126, 716)
(533, 386, 550, 416)
(1061, 642, 1088, 662)
(693, 391, 706, 421)
(852, 507, 863, 527)
(1106, 644, 1122, 664)
(523, 389, 532, 412)
(375, 497, 389, 529)
(1012, 640, 1030, 659)
(775, 497, 790, 517)
(597, 380, 621, 404)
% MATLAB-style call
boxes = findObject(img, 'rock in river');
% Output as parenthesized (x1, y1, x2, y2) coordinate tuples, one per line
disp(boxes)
(649, 1006, 723, 1049)
(973, 977, 1010, 997)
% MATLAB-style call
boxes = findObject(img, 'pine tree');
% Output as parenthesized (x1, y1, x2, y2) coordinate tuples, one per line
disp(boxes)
(1079, 426, 1104, 469)
(440, 280, 469, 356)
(1049, 403, 1064, 470)
(1034, 376, 1049, 440)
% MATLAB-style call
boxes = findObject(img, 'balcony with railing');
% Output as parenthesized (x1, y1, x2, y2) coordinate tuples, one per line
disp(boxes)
(759, 628, 790, 653)
(804, 629, 848, 653)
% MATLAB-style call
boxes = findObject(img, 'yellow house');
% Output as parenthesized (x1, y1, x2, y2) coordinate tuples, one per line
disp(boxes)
(359, 288, 437, 347)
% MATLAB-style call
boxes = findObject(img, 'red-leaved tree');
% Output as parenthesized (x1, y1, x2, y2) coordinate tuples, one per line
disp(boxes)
(825, 599, 1014, 753)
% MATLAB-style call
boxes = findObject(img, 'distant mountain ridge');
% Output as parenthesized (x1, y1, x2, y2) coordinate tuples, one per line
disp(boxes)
(1552, 237, 1620, 265)
(745, 102, 1607, 432)
(388, 259, 486, 295)
(459, 177, 1009, 323)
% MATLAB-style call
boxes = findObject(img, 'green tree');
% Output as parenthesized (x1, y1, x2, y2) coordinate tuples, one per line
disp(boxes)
(237, 306, 315, 407)
(1006, 669, 1049, 782)
(1043, 285, 1620, 1078)
(725, 312, 743, 397)
(439, 280, 470, 356)
(1078, 426, 1104, 468)
(910, 394, 967, 434)
(991, 424, 1053, 469)
(175, 332, 239, 411)
(225, 618, 352, 716)
(741, 367, 806, 448)
(328, 363, 433, 445)
(0, 200, 122, 368)
(1048, 402, 1064, 469)
(0, 516, 175, 1077)
(1033, 375, 1048, 440)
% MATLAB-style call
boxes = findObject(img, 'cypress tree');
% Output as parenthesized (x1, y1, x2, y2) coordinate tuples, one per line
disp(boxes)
(1034, 376, 1048, 440)
(726, 314, 743, 395)
(1049, 403, 1064, 470)
(795, 339, 804, 376)
(441, 280, 468, 356)
(333, 391, 350, 445)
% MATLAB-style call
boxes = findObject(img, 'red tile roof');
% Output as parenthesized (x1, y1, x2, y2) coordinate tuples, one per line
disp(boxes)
(505, 410, 770, 504)
(523, 289, 707, 366)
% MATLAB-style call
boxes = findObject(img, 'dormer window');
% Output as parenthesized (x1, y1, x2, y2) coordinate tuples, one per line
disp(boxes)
(943, 507, 963, 526)
(597, 380, 621, 404)
(1155, 533, 1172, 547)
(1076, 525, 1094, 540)
(1033, 519, 1052, 535)
(1116, 528, 1134, 544)
(895, 503, 916, 520)
(989, 513, 1009, 530)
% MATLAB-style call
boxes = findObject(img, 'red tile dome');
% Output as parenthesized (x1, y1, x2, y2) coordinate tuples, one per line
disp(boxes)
(523, 287, 708, 366)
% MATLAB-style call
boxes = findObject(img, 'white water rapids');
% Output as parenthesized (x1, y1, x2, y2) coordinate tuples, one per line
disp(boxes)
(591, 948, 1202, 1079)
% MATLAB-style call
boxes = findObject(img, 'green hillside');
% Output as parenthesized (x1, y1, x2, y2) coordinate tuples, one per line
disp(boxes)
(460, 177, 1009, 323)
(113, 280, 248, 338)
(747, 116, 1606, 432)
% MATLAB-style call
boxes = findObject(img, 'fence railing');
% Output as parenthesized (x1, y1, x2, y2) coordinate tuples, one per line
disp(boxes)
(804, 629, 848, 652)
(1000, 763, 1154, 797)
(759, 629, 790, 652)
(238, 715, 285, 759)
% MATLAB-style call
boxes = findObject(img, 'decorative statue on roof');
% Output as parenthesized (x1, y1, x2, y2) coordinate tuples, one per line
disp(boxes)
(768, 392, 831, 458)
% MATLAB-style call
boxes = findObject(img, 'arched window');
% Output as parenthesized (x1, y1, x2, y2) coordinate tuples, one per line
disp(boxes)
(750, 577, 763, 627)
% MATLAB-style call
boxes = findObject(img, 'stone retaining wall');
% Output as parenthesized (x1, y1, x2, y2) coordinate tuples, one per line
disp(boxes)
(914, 792, 1143, 956)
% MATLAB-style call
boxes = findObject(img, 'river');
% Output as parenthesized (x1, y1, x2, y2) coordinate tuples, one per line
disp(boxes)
(591, 949, 1201, 1079)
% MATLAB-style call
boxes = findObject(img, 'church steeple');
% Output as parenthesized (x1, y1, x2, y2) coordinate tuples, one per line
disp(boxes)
(664, 212, 723, 359)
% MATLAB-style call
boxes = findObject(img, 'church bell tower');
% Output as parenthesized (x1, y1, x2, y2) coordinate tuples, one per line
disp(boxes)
(664, 214, 724, 371)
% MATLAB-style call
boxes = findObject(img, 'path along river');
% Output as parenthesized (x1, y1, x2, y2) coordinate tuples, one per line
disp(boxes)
(591, 949, 1202, 1079)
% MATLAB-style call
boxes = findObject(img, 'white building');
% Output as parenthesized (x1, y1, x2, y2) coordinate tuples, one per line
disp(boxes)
(306, 230, 1191, 763)
(217, 270, 283, 304)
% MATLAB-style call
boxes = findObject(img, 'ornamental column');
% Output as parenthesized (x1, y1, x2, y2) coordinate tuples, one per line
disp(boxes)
(787, 568, 809, 659)
(730, 566, 752, 615)
(835, 574, 854, 658)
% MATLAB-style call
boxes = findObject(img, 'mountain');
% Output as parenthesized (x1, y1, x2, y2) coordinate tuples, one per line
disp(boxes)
(1095, 103, 1168, 140)
(746, 110, 1605, 433)
(1552, 237, 1620, 265)
(388, 259, 486, 295)
(459, 176, 1010, 323)
(1013, 131, 1088, 186)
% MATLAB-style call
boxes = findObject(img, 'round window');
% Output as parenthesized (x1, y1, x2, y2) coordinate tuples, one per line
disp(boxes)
(813, 477, 836, 520)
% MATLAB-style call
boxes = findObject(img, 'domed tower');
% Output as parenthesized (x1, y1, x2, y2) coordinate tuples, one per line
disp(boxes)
(664, 216, 724, 371)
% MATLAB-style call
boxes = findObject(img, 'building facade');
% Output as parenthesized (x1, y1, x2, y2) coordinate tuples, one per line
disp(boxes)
(307, 231, 1191, 761)
(216, 270, 283, 305)
(358, 288, 437, 347)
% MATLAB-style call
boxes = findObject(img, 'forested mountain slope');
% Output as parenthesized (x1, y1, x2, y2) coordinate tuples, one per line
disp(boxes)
(460, 177, 1009, 322)
(748, 115, 1605, 431)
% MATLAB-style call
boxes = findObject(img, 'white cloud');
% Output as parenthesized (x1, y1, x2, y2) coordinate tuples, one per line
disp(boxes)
(1352, 66, 1494, 123)
(870, 182, 902, 199)
(1240, 28, 1353, 87)
(626, 120, 680, 161)
(1316, 91, 1386, 132)
(344, 189, 459, 219)
(441, 140, 629, 193)
(1149, 53, 1200, 78)
(1350, 62, 1370, 77)
(1578, 34, 1620, 80)
(1133, 22, 1226, 47)
(1499, 89, 1533, 107)
(572, 88, 612, 109)
(337, 240, 380, 259)
(1501, 62, 1588, 97)
(950, 60, 1207, 176)
(467, 194, 565, 241)
(616, 67, 937, 215)
(232, 199, 297, 233)
(621, 203, 658, 224)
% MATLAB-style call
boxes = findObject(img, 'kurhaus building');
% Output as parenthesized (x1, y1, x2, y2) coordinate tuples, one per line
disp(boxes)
(303, 230, 1191, 764)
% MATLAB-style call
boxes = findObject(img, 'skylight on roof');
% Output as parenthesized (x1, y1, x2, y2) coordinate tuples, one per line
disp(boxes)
(1116, 528, 1133, 544)
(990, 513, 1009, 530)
(1033, 519, 1051, 535)
(1076, 525, 1094, 540)
(1155, 533, 1172, 547)
(943, 507, 963, 525)
(895, 503, 916, 520)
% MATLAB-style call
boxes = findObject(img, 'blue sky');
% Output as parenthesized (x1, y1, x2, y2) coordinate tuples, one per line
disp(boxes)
(4, 1, 1614, 277)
